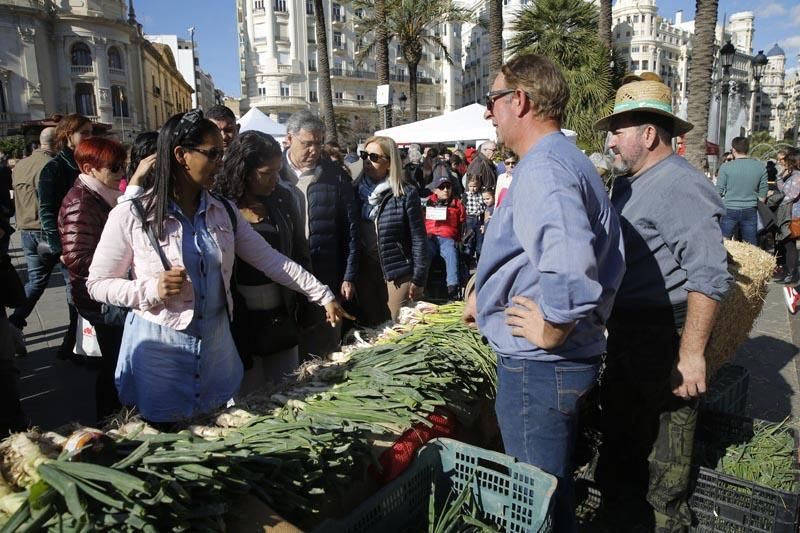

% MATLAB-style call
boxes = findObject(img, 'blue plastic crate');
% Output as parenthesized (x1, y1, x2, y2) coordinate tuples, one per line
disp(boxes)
(315, 438, 557, 533)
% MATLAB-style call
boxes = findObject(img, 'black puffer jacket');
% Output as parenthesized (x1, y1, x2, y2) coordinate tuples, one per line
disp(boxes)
(281, 157, 359, 294)
(374, 185, 428, 286)
(39, 148, 80, 255)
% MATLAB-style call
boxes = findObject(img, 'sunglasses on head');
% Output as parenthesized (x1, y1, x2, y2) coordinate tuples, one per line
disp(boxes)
(186, 146, 224, 162)
(360, 151, 388, 163)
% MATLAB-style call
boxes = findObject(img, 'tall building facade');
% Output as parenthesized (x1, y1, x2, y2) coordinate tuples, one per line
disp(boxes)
(147, 33, 219, 110)
(758, 44, 787, 140)
(0, 0, 148, 141)
(236, 0, 462, 141)
(0, 0, 208, 141)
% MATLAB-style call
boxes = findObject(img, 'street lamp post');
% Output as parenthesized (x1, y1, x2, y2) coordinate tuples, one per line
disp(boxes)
(717, 41, 736, 152)
(749, 50, 768, 135)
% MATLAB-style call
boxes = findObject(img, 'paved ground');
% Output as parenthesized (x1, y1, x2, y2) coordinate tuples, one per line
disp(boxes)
(7, 228, 800, 431)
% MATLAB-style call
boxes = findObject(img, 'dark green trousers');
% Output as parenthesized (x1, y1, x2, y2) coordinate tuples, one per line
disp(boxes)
(595, 313, 697, 532)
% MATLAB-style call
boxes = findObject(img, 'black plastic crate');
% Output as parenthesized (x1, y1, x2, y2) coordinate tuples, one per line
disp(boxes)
(689, 412, 800, 532)
(701, 364, 750, 417)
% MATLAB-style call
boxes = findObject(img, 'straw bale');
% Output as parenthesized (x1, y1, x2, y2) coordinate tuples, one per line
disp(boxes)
(706, 240, 776, 376)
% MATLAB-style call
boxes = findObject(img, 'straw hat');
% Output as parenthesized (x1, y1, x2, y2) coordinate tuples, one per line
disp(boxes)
(594, 78, 693, 137)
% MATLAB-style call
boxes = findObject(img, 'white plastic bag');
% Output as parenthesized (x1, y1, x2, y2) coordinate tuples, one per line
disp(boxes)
(74, 317, 102, 357)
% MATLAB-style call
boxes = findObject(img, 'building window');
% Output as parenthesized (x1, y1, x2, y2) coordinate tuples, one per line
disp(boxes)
(356, 93, 364, 102)
(0, 80, 7, 113)
(71, 42, 92, 66)
(630, 60, 640, 70)
(280, 83, 290, 97)
(111, 85, 129, 117)
(334, 91, 343, 101)
(306, 0, 313, 14)
(274, 0, 287, 12)
(309, 90, 318, 102)
(355, 7, 364, 18)
(108, 47, 123, 71)
(333, 32, 343, 48)
(258, 86, 267, 96)
(308, 56, 317, 71)
(332, 3, 343, 22)
(633, 15, 639, 22)
(75, 83, 96, 116)
(641, 60, 649, 70)
(254, 0, 264, 9)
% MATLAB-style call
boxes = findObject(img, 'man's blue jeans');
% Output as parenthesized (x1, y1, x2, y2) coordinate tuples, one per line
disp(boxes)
(720, 207, 757, 245)
(9, 230, 62, 329)
(495, 355, 600, 533)
(427, 235, 459, 287)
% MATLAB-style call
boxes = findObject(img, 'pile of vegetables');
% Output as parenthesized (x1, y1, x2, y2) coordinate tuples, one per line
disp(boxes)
(0, 302, 497, 531)
(698, 417, 800, 492)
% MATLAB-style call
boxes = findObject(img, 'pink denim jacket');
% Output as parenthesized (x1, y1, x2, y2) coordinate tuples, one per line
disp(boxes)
(87, 193, 335, 330)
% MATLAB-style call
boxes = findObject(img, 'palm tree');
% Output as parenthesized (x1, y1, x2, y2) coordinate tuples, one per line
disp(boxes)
(374, 0, 392, 127)
(489, 0, 503, 75)
(313, 0, 338, 143)
(357, 0, 473, 122)
(509, 0, 615, 150)
(684, 0, 719, 169)
(598, 0, 613, 50)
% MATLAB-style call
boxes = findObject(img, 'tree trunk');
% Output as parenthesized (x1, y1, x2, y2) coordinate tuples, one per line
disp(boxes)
(314, 0, 337, 143)
(684, 0, 718, 170)
(375, 0, 392, 128)
(489, 0, 504, 75)
(408, 59, 420, 122)
(598, 0, 613, 50)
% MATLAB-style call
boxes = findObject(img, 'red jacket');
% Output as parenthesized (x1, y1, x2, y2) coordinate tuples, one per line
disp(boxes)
(424, 194, 466, 240)
(58, 180, 113, 318)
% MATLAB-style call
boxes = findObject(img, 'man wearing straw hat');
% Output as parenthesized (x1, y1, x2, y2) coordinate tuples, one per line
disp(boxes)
(593, 75, 732, 531)
(465, 53, 626, 532)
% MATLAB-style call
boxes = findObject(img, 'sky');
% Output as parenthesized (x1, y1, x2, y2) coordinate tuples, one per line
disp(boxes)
(133, 0, 800, 100)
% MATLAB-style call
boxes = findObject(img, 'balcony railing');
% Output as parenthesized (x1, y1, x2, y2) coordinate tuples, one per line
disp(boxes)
(71, 65, 94, 75)
(331, 68, 377, 80)
(277, 64, 292, 72)
(109, 67, 125, 76)
(250, 95, 307, 107)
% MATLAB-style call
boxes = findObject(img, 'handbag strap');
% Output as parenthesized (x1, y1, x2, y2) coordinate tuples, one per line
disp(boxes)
(130, 198, 172, 271)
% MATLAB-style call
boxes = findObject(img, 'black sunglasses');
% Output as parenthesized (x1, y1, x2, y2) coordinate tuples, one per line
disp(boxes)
(187, 146, 223, 162)
(360, 151, 388, 163)
(485, 89, 516, 112)
(109, 163, 123, 173)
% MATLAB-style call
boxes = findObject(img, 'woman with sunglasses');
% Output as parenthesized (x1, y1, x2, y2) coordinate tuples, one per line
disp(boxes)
(87, 110, 350, 424)
(354, 136, 428, 323)
(58, 137, 128, 422)
(213, 131, 312, 391)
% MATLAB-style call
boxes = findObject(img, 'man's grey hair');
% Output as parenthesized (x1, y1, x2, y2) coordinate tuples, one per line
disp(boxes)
(40, 127, 56, 148)
(479, 141, 496, 151)
(285, 109, 325, 136)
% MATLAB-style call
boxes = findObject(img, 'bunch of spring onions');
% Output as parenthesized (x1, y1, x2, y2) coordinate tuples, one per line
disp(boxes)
(0, 302, 498, 531)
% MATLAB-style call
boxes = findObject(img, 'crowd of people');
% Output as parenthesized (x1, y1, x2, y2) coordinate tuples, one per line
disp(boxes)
(0, 101, 512, 428)
(0, 50, 793, 532)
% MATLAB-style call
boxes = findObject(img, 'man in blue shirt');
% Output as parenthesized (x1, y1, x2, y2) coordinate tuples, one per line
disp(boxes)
(463, 53, 625, 532)
(594, 75, 731, 532)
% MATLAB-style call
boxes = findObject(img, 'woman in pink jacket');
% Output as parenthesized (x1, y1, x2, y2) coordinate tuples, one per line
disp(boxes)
(87, 110, 351, 424)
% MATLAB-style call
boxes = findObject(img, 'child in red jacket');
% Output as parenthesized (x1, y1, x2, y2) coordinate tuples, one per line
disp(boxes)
(425, 176, 466, 299)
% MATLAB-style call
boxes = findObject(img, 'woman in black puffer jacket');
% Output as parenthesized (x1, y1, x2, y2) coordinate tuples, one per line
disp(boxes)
(354, 136, 428, 322)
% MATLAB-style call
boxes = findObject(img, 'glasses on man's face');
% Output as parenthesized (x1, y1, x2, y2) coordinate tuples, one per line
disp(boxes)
(109, 163, 124, 173)
(485, 89, 517, 112)
(187, 146, 223, 162)
(360, 151, 388, 163)
(505, 161, 515, 166)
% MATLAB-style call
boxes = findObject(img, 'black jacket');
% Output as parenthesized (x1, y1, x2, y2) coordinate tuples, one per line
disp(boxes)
(373, 184, 428, 286)
(280, 156, 359, 294)
(38, 148, 80, 255)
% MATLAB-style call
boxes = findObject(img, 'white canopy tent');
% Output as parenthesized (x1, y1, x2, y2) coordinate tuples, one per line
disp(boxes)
(374, 103, 577, 145)
(237, 107, 287, 142)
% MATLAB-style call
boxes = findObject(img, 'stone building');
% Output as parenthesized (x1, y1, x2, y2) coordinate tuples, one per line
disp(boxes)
(0, 0, 207, 142)
(236, 0, 462, 140)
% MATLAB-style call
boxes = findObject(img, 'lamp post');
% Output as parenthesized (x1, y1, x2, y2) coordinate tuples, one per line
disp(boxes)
(717, 40, 736, 152)
(776, 102, 786, 140)
(398, 91, 407, 124)
(748, 50, 768, 134)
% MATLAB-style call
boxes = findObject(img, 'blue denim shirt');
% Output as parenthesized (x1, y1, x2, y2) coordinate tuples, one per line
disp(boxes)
(115, 193, 240, 423)
(476, 132, 626, 361)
